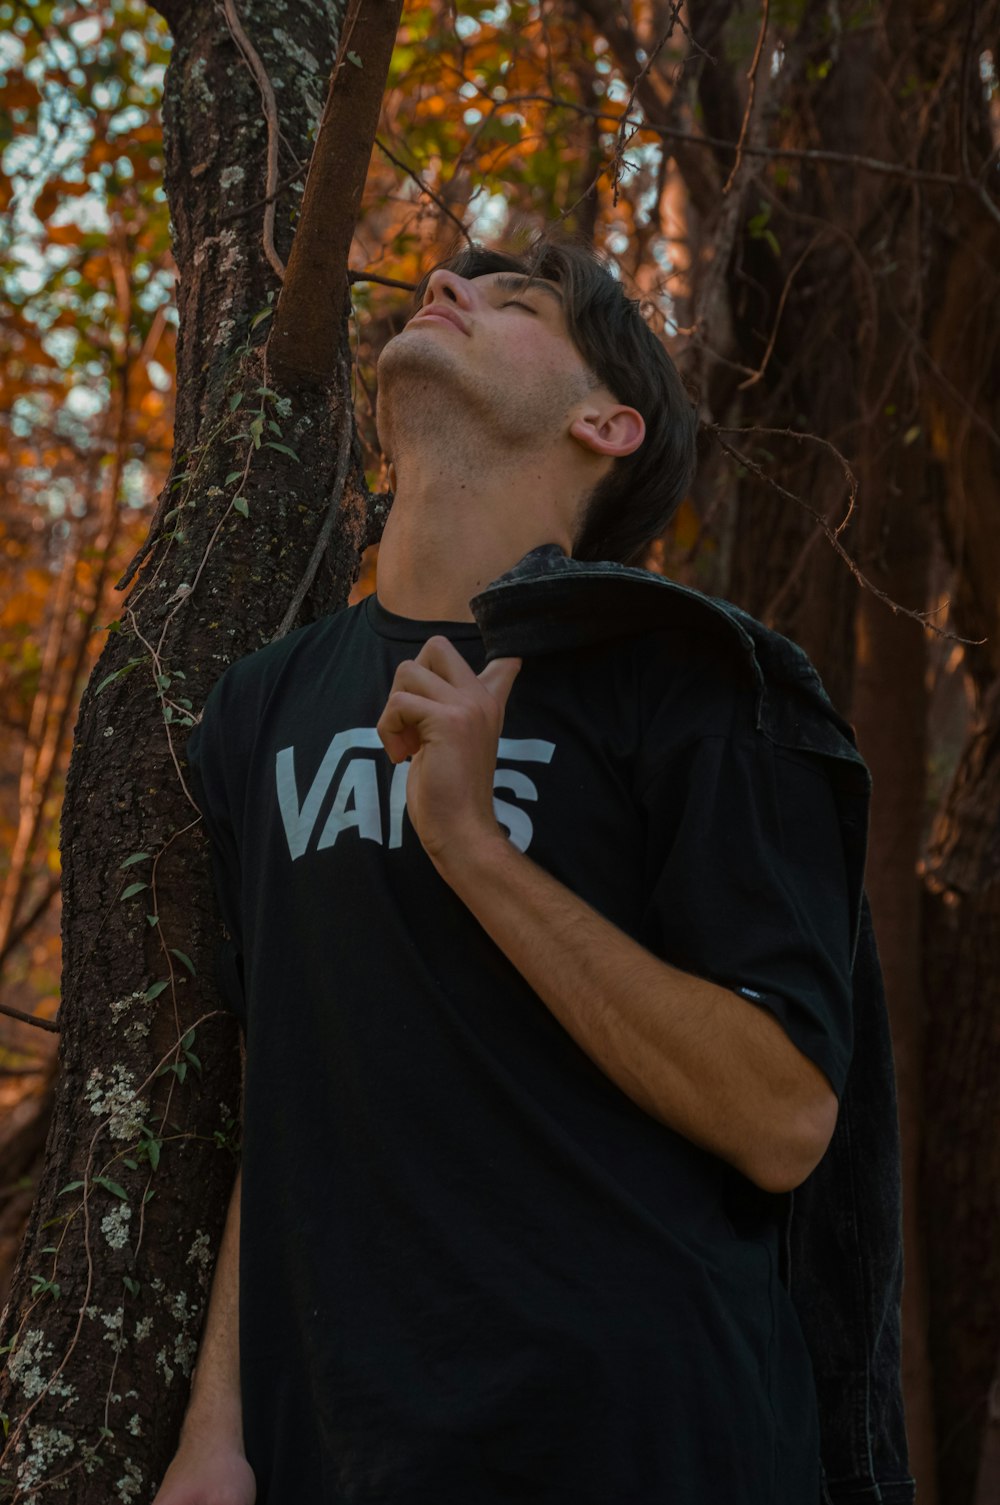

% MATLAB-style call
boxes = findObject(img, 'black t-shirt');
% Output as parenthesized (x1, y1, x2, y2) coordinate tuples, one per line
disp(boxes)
(186, 589, 853, 1505)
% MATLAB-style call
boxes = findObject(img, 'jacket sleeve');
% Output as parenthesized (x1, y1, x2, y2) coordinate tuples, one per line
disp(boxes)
(185, 683, 247, 1031)
(636, 730, 854, 1100)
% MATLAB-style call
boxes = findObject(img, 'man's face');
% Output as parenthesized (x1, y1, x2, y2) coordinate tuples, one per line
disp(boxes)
(375, 267, 601, 458)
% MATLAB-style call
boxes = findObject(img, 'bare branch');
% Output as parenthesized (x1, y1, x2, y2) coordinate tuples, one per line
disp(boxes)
(268, 0, 406, 390)
(220, 0, 287, 281)
(722, 0, 768, 195)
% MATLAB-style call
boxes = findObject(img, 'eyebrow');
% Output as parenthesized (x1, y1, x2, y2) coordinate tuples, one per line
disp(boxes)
(488, 273, 564, 309)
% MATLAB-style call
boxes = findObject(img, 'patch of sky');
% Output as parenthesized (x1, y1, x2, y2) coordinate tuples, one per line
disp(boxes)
(606, 76, 630, 103)
(42, 327, 77, 368)
(108, 105, 146, 138)
(595, 56, 611, 74)
(466, 186, 509, 241)
(65, 381, 105, 422)
(464, 108, 482, 126)
(454, 14, 481, 40)
(479, 4, 512, 25)
(93, 78, 124, 109)
(123, 458, 149, 509)
(460, 80, 479, 99)
(134, 63, 166, 92)
(0, 31, 25, 69)
(147, 359, 171, 392)
(68, 16, 102, 47)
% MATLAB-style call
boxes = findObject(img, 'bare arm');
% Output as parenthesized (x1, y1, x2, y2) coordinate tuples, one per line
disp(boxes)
(434, 833, 838, 1195)
(153, 1163, 255, 1503)
(375, 635, 839, 1197)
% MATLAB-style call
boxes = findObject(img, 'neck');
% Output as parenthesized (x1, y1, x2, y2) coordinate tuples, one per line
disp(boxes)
(374, 447, 577, 622)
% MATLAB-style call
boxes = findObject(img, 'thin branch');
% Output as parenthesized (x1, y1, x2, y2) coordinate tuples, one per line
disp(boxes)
(708, 428, 982, 645)
(272, 356, 356, 639)
(722, 0, 769, 195)
(268, 0, 406, 389)
(375, 137, 474, 247)
(610, 12, 676, 206)
(0, 1001, 59, 1033)
(348, 269, 417, 291)
(220, 0, 286, 281)
(490, 92, 1000, 196)
(218, 163, 308, 224)
(0, 875, 60, 968)
(737, 231, 826, 391)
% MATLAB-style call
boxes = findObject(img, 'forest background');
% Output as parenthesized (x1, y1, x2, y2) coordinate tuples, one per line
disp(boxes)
(0, 0, 997, 1501)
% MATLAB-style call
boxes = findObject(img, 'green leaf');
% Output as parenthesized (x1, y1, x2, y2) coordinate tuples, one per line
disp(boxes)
(180, 1027, 196, 1050)
(264, 441, 300, 462)
(120, 881, 149, 901)
(147, 914, 159, 927)
(250, 308, 273, 330)
(185, 1051, 202, 1074)
(228, 391, 244, 411)
(225, 470, 242, 485)
(145, 979, 169, 1002)
(93, 1177, 129, 1201)
(95, 657, 145, 695)
(143, 1188, 156, 1204)
(120, 852, 150, 869)
(156, 673, 171, 690)
(122, 1158, 138, 1170)
(233, 496, 249, 518)
(123, 1276, 140, 1296)
(58, 1180, 85, 1196)
(347, 50, 362, 67)
(146, 1137, 161, 1171)
(268, 419, 283, 436)
(175, 1060, 188, 1084)
(248, 416, 264, 449)
(171, 949, 196, 976)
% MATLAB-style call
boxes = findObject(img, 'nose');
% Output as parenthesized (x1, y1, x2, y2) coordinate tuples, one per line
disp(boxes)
(421, 268, 474, 311)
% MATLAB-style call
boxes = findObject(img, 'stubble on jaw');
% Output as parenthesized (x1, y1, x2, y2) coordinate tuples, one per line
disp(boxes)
(375, 324, 592, 469)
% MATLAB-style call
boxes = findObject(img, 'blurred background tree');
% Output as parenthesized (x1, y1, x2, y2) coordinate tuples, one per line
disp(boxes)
(0, 1, 997, 1500)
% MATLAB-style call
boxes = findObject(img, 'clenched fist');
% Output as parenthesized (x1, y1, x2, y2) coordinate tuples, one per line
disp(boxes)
(376, 634, 522, 870)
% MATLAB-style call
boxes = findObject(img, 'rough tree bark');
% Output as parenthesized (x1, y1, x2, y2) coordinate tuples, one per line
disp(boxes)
(572, 0, 999, 1498)
(921, 173, 1000, 1505)
(0, 1, 402, 1498)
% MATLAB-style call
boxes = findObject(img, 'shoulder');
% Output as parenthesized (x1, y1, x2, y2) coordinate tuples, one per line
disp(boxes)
(203, 602, 362, 721)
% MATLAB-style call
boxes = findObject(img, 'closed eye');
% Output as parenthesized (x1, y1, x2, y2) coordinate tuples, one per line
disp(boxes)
(499, 299, 538, 313)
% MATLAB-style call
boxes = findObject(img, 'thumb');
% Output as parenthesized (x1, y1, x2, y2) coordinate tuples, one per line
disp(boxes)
(479, 655, 522, 712)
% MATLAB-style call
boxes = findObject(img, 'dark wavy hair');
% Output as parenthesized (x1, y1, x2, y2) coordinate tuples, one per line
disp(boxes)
(412, 235, 699, 566)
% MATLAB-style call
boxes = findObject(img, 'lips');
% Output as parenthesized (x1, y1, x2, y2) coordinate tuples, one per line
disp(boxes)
(411, 306, 469, 336)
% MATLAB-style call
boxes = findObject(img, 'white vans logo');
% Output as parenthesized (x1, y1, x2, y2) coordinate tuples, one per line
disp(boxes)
(276, 731, 555, 859)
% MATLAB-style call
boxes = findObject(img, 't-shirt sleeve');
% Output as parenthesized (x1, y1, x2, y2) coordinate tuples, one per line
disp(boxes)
(186, 683, 247, 1030)
(636, 731, 854, 1100)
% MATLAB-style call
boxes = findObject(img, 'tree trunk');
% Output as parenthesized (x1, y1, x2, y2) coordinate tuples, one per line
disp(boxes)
(0, 2, 400, 1498)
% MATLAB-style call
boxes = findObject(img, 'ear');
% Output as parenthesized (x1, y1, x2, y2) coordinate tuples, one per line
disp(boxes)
(569, 404, 645, 460)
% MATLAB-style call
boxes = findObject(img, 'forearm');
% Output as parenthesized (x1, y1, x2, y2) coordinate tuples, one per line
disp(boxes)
(179, 1164, 244, 1451)
(435, 834, 836, 1193)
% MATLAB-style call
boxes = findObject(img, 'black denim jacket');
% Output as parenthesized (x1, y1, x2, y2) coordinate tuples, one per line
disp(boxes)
(470, 545, 916, 1505)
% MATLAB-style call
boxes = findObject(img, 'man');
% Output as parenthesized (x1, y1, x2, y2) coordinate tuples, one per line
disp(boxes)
(157, 238, 855, 1503)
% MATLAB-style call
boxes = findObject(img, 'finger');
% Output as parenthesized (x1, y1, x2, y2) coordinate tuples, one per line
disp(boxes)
(392, 659, 465, 704)
(376, 690, 447, 763)
(478, 656, 522, 714)
(414, 634, 482, 689)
